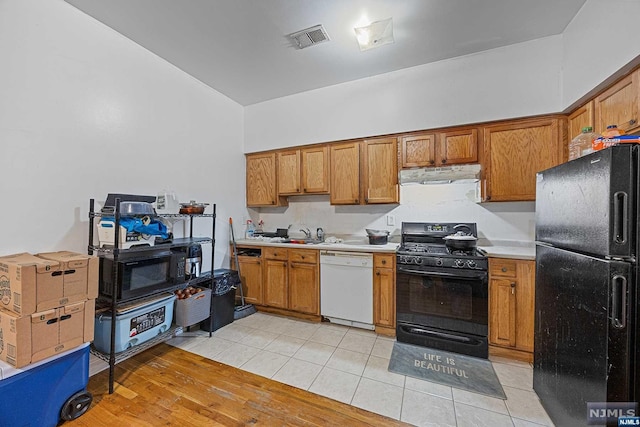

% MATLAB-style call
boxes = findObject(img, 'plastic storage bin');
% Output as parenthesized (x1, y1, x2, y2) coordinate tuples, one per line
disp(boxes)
(93, 293, 176, 353)
(174, 287, 212, 326)
(200, 269, 239, 332)
(0, 343, 92, 426)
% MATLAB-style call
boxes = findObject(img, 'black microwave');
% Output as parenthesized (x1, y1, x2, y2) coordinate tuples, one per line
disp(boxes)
(99, 248, 186, 302)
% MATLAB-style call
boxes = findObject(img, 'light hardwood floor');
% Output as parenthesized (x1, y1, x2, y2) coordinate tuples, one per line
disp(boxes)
(67, 343, 410, 426)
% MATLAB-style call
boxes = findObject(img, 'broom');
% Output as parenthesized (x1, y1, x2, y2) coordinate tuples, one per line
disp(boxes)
(230, 217, 257, 319)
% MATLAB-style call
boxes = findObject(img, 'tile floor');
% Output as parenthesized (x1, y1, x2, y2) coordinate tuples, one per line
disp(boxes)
(160, 312, 555, 427)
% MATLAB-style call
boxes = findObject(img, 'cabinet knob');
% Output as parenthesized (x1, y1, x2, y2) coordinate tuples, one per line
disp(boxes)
(630, 119, 637, 126)
(365, 198, 369, 203)
(355, 199, 359, 203)
(511, 282, 516, 294)
(381, 260, 387, 265)
(296, 188, 299, 192)
(271, 200, 275, 204)
(376, 271, 380, 276)
(274, 252, 278, 256)
(429, 160, 435, 165)
(289, 262, 294, 268)
(501, 267, 507, 272)
(303, 188, 307, 192)
(441, 159, 447, 164)
(301, 255, 305, 259)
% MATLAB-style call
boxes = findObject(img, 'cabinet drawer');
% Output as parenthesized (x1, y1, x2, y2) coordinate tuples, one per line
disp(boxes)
(490, 259, 517, 277)
(264, 247, 287, 260)
(288, 249, 317, 264)
(374, 254, 395, 268)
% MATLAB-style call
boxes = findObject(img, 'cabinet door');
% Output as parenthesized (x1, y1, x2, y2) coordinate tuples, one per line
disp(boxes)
(514, 260, 535, 352)
(568, 100, 594, 141)
(277, 150, 301, 195)
(246, 153, 279, 207)
(401, 133, 436, 168)
(330, 142, 361, 205)
(237, 256, 263, 305)
(489, 278, 516, 347)
(437, 128, 478, 165)
(483, 118, 563, 201)
(594, 69, 639, 134)
(363, 137, 399, 204)
(263, 259, 288, 308)
(288, 261, 319, 314)
(374, 267, 395, 328)
(301, 146, 329, 194)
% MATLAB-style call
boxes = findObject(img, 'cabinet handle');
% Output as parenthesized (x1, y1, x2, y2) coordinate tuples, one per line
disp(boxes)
(511, 282, 516, 294)
(429, 160, 435, 165)
(301, 255, 305, 259)
(365, 198, 369, 203)
(441, 159, 447, 164)
(274, 252, 278, 256)
(501, 267, 507, 272)
(630, 119, 637, 126)
(381, 260, 387, 265)
(296, 188, 299, 192)
(303, 188, 307, 192)
(355, 199, 359, 203)
(271, 200, 275, 204)
(376, 271, 380, 275)
(283, 262, 287, 267)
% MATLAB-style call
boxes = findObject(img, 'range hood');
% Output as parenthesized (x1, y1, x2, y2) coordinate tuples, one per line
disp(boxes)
(400, 164, 481, 185)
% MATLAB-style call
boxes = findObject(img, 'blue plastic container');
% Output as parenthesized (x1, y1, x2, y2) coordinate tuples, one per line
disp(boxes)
(0, 343, 91, 426)
(94, 293, 176, 353)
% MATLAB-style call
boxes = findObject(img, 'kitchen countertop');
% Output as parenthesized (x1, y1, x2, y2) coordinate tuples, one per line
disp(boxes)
(235, 238, 535, 258)
(477, 240, 536, 261)
(235, 239, 399, 253)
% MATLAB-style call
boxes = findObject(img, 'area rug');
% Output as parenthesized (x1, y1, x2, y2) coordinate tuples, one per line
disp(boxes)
(388, 342, 506, 399)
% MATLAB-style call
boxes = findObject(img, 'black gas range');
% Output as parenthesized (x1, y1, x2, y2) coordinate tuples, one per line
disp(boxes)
(396, 222, 489, 358)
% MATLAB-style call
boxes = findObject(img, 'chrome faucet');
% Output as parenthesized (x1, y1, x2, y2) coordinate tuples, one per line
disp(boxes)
(300, 228, 311, 239)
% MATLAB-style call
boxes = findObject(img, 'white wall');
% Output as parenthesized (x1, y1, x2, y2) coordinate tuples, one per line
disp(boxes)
(245, 36, 563, 152)
(562, 0, 640, 108)
(0, 0, 246, 269)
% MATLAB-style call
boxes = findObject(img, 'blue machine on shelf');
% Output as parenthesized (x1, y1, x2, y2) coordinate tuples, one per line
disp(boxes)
(0, 343, 92, 426)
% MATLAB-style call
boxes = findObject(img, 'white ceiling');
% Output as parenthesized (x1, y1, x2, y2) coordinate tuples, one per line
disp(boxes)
(64, 0, 586, 106)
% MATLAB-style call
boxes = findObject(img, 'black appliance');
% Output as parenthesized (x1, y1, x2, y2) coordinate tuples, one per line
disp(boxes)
(535, 145, 639, 427)
(99, 248, 186, 302)
(396, 222, 489, 358)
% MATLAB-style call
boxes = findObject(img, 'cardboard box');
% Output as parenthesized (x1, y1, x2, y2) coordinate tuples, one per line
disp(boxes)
(0, 299, 94, 368)
(36, 251, 98, 303)
(0, 253, 63, 316)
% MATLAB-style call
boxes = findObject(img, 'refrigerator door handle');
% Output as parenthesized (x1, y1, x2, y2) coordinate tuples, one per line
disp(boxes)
(611, 274, 627, 329)
(612, 191, 628, 244)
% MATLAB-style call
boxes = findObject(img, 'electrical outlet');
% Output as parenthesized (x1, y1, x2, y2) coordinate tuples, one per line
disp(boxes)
(386, 215, 395, 226)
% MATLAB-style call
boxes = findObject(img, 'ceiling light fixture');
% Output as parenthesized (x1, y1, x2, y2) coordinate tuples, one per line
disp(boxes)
(354, 18, 394, 51)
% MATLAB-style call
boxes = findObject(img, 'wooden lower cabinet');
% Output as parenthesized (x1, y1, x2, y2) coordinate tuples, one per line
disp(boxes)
(236, 255, 263, 305)
(488, 258, 535, 362)
(263, 247, 319, 315)
(373, 253, 396, 336)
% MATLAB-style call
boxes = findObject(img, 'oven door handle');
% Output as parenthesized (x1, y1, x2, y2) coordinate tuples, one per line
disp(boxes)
(397, 266, 487, 280)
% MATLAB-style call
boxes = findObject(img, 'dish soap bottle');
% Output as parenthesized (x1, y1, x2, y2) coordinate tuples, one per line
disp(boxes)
(245, 220, 255, 239)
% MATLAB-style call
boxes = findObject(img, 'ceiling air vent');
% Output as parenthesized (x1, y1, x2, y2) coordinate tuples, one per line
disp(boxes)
(288, 25, 330, 49)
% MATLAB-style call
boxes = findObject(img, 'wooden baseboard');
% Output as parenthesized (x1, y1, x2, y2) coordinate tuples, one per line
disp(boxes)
(489, 345, 533, 363)
(255, 306, 322, 323)
(375, 325, 396, 337)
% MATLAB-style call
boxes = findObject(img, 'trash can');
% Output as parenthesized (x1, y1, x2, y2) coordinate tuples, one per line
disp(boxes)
(200, 269, 239, 332)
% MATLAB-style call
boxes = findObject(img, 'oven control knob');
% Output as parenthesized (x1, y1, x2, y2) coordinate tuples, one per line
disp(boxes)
(454, 259, 465, 268)
(435, 258, 443, 266)
(467, 260, 477, 268)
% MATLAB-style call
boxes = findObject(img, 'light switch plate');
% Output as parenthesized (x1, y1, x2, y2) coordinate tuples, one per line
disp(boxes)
(386, 215, 395, 226)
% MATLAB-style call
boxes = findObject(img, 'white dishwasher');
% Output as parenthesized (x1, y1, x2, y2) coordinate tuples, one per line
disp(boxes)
(320, 250, 374, 330)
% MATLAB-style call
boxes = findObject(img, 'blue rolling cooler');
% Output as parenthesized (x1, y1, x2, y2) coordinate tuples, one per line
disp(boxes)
(0, 343, 92, 426)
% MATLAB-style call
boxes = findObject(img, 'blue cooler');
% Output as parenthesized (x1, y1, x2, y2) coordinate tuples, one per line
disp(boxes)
(0, 343, 92, 426)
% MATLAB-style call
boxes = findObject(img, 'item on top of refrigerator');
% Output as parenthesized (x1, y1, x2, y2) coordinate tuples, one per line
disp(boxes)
(592, 135, 640, 151)
(569, 126, 600, 160)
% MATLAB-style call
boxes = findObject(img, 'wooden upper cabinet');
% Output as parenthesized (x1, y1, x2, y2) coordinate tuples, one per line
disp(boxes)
(401, 133, 436, 167)
(246, 152, 281, 207)
(301, 146, 329, 194)
(594, 69, 640, 135)
(438, 128, 478, 165)
(482, 117, 564, 202)
(400, 129, 478, 168)
(568, 100, 594, 140)
(363, 137, 399, 204)
(277, 149, 301, 195)
(330, 142, 361, 205)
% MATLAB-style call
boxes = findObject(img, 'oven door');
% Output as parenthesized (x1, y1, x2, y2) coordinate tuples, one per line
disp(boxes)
(396, 264, 488, 357)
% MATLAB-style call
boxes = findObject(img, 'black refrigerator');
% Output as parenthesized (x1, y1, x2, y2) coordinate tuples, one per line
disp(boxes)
(535, 145, 639, 427)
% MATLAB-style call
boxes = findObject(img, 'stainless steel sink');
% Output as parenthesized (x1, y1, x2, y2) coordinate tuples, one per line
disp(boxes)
(282, 238, 323, 245)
